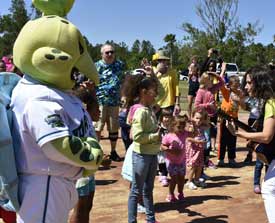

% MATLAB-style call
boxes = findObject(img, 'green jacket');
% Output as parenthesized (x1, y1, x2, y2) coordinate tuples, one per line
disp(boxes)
(131, 106, 160, 155)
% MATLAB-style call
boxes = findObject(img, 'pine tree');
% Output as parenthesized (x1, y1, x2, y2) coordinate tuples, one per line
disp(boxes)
(0, 0, 30, 56)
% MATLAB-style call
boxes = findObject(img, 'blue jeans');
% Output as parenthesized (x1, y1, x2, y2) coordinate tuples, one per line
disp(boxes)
(254, 158, 264, 185)
(119, 110, 132, 150)
(128, 152, 158, 223)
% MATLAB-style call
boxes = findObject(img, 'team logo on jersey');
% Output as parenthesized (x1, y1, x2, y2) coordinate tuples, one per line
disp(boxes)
(72, 114, 90, 137)
(45, 114, 65, 128)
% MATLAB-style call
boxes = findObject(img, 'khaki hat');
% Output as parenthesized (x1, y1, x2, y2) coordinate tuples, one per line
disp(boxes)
(152, 50, 170, 61)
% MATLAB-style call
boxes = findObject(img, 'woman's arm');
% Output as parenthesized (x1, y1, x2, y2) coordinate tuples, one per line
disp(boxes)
(236, 117, 275, 144)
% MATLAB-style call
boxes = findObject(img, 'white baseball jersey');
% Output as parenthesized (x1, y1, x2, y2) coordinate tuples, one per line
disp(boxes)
(11, 75, 95, 180)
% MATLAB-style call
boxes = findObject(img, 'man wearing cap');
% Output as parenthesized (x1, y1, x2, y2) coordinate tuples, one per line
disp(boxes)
(95, 44, 125, 161)
(153, 50, 181, 116)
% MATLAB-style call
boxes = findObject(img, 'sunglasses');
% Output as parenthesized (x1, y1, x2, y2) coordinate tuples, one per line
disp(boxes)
(105, 50, 114, 55)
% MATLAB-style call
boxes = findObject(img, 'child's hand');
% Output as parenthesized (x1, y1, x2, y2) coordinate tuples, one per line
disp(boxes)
(208, 102, 216, 110)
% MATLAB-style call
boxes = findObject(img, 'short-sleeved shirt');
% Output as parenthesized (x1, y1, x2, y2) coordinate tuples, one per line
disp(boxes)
(95, 59, 124, 106)
(220, 86, 240, 118)
(162, 132, 187, 164)
(156, 69, 179, 108)
(11, 75, 95, 179)
(265, 99, 275, 119)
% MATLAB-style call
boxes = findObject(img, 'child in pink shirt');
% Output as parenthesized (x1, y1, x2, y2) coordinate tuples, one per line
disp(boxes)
(186, 109, 209, 190)
(194, 71, 224, 117)
(161, 115, 189, 202)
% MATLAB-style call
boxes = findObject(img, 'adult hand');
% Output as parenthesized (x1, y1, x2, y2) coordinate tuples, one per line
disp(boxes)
(80, 80, 95, 92)
(173, 104, 181, 116)
(235, 129, 247, 139)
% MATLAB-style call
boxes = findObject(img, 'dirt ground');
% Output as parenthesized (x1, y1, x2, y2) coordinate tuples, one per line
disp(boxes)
(1, 113, 267, 223)
(90, 113, 268, 223)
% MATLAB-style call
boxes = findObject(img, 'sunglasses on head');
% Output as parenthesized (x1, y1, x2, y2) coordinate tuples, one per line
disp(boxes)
(105, 50, 114, 55)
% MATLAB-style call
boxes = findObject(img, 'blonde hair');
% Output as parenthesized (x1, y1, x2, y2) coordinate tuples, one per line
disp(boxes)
(199, 72, 213, 89)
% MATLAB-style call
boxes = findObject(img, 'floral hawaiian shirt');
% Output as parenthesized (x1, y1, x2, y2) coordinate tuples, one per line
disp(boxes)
(95, 59, 124, 106)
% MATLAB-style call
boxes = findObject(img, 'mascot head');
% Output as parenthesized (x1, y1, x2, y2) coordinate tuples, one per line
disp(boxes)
(13, 0, 99, 90)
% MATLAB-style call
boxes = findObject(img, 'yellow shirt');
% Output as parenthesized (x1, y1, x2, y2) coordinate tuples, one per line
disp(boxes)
(156, 69, 179, 108)
(265, 99, 275, 119)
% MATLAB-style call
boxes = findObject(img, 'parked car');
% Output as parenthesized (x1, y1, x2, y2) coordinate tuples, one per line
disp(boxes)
(179, 69, 189, 81)
(217, 62, 244, 83)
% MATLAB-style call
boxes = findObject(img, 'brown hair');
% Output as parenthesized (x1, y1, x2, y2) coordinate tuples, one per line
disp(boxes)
(169, 114, 189, 133)
(159, 108, 173, 122)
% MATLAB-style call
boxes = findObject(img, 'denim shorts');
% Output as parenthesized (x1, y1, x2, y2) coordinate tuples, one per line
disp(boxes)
(77, 176, 95, 197)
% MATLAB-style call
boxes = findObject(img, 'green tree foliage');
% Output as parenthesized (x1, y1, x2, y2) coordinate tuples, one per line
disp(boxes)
(196, 0, 239, 44)
(180, 0, 269, 70)
(1, 0, 275, 72)
(0, 0, 30, 56)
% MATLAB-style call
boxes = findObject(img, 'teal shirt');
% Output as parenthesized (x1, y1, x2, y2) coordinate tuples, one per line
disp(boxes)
(131, 106, 160, 155)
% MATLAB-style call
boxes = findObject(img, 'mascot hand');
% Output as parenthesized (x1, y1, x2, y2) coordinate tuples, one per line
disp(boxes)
(48, 136, 103, 170)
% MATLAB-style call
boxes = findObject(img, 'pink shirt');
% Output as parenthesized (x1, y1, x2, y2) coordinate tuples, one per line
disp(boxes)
(162, 132, 187, 164)
(194, 77, 224, 117)
(127, 103, 144, 125)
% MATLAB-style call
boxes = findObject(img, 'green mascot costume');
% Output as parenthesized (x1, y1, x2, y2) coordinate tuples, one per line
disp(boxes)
(11, 0, 103, 222)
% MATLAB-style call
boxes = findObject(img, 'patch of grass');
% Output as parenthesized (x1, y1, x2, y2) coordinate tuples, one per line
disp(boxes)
(179, 80, 189, 113)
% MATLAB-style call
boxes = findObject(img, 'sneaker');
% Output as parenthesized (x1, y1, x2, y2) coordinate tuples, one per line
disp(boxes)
(201, 173, 211, 181)
(194, 180, 207, 188)
(166, 194, 177, 202)
(217, 159, 226, 167)
(207, 160, 217, 169)
(161, 176, 169, 187)
(110, 150, 123, 162)
(177, 193, 185, 201)
(137, 203, 146, 213)
(199, 177, 205, 183)
(228, 159, 237, 168)
(254, 185, 261, 194)
(186, 181, 197, 190)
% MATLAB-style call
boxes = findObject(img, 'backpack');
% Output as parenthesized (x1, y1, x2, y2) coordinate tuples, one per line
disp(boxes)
(0, 72, 21, 212)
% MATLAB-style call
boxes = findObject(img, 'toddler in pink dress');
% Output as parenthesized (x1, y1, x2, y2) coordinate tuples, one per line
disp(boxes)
(161, 115, 189, 202)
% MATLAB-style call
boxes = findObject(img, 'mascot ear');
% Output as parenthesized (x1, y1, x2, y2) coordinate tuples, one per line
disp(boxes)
(32, 0, 75, 17)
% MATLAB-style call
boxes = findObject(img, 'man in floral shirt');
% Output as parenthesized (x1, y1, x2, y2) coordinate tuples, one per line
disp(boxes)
(95, 44, 124, 161)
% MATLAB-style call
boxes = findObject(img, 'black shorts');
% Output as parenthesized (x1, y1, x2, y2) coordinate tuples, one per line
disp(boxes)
(188, 81, 200, 96)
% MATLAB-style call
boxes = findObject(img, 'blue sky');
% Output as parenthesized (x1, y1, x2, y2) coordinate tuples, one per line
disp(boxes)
(1, 0, 275, 49)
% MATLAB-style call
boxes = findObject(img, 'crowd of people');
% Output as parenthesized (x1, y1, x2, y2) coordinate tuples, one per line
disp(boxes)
(1, 44, 275, 223)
